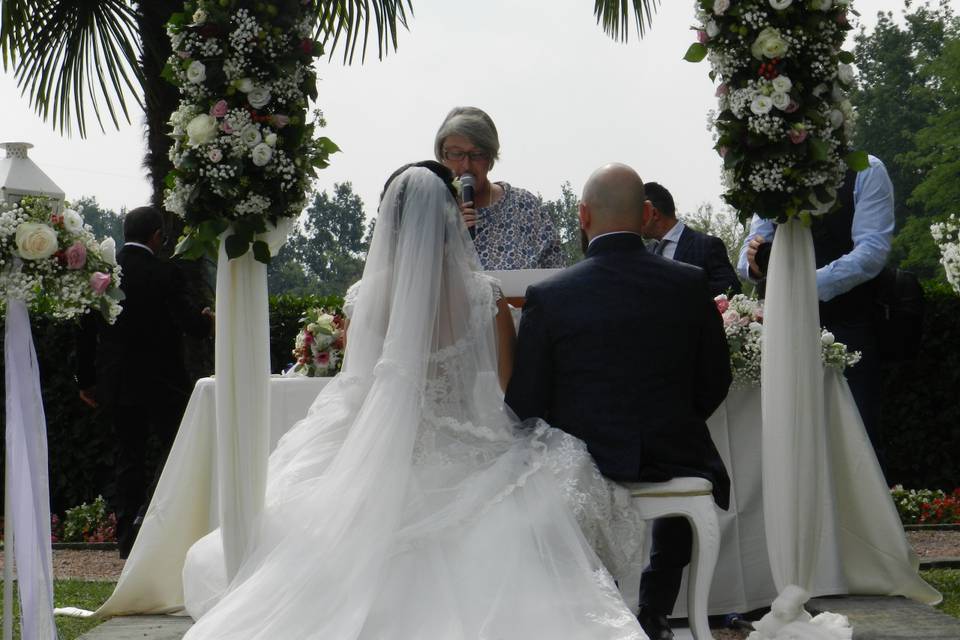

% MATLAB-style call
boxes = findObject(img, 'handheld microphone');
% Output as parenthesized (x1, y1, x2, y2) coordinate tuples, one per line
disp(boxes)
(461, 173, 477, 239)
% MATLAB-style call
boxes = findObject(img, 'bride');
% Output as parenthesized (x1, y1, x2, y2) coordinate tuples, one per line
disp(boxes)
(181, 162, 648, 639)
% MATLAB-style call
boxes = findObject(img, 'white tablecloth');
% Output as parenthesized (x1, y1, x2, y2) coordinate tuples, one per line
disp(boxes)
(91, 371, 935, 619)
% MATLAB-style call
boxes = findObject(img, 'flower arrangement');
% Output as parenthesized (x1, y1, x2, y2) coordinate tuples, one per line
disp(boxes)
(930, 215, 960, 295)
(163, 0, 338, 263)
(0, 197, 123, 322)
(288, 306, 345, 376)
(890, 485, 960, 525)
(53, 496, 118, 543)
(715, 293, 860, 387)
(687, 0, 868, 222)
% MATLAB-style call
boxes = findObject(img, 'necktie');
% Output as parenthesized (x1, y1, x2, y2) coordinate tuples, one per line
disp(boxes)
(654, 240, 666, 256)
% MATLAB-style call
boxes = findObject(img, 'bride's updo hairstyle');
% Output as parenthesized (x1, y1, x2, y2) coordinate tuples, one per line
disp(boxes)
(380, 160, 458, 205)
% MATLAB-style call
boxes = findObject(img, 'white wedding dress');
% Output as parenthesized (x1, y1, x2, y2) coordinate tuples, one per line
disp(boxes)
(181, 167, 648, 639)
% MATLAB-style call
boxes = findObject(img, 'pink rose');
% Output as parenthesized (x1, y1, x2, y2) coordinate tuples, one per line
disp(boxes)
(208, 148, 223, 162)
(784, 100, 800, 114)
(788, 128, 808, 144)
(89, 271, 111, 295)
(715, 83, 729, 97)
(697, 30, 709, 44)
(718, 146, 728, 158)
(722, 309, 740, 327)
(65, 241, 87, 270)
(220, 121, 233, 134)
(210, 100, 229, 118)
(270, 114, 290, 128)
(714, 295, 729, 314)
(315, 351, 330, 366)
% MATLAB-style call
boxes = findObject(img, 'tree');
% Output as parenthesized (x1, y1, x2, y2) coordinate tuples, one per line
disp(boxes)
(280, 182, 370, 296)
(540, 181, 582, 267)
(74, 196, 124, 247)
(851, 0, 960, 228)
(681, 202, 749, 272)
(889, 214, 949, 281)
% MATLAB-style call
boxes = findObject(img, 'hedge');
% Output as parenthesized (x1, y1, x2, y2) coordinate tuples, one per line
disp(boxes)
(0, 287, 956, 515)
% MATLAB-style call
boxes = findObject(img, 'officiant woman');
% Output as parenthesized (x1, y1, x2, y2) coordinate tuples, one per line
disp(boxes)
(435, 106, 565, 270)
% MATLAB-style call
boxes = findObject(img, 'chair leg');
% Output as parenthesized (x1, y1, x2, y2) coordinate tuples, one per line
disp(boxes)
(685, 498, 720, 640)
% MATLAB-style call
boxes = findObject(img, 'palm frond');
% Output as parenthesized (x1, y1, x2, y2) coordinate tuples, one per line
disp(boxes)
(314, 0, 413, 64)
(2, 0, 144, 137)
(594, 0, 661, 42)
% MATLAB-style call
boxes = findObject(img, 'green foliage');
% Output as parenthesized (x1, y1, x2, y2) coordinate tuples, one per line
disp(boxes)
(539, 182, 583, 266)
(682, 202, 750, 270)
(890, 486, 948, 524)
(0, 580, 117, 640)
(61, 496, 117, 543)
(882, 282, 960, 491)
(890, 214, 950, 282)
(923, 569, 960, 619)
(73, 197, 124, 247)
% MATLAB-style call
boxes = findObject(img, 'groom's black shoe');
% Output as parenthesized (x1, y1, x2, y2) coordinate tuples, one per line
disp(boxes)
(637, 608, 674, 640)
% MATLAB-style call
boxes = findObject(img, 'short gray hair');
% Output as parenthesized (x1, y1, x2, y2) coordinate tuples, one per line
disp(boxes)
(434, 106, 501, 169)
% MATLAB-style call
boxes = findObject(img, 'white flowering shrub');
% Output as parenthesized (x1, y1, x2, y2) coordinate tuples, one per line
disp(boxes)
(164, 0, 337, 263)
(687, 0, 867, 222)
(930, 215, 960, 295)
(714, 293, 860, 387)
(0, 197, 123, 322)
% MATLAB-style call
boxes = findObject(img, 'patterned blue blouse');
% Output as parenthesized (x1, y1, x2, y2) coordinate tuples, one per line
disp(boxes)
(473, 182, 564, 270)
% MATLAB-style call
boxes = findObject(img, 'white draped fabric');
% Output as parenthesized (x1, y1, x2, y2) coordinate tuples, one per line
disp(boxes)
(213, 238, 272, 582)
(3, 298, 57, 640)
(760, 218, 841, 593)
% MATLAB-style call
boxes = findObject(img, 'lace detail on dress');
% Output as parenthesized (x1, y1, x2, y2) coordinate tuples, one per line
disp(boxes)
(586, 568, 646, 639)
(343, 281, 362, 319)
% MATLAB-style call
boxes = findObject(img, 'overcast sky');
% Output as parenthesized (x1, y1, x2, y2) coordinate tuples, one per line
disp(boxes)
(0, 0, 949, 221)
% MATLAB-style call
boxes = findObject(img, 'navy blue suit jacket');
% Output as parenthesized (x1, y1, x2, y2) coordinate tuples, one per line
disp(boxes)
(672, 226, 742, 298)
(505, 233, 731, 509)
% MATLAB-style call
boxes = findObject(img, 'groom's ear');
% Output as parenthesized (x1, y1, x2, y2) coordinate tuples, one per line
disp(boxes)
(578, 202, 590, 231)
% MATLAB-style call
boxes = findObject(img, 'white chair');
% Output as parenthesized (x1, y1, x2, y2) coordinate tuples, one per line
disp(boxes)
(621, 476, 720, 640)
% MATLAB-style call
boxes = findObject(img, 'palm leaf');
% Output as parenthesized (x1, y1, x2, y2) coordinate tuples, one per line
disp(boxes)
(594, 0, 661, 42)
(314, 0, 413, 64)
(1, 0, 144, 137)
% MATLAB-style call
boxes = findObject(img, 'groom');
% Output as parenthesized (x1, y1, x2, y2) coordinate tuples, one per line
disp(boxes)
(505, 163, 731, 640)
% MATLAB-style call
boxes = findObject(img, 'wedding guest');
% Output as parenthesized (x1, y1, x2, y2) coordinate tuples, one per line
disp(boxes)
(641, 181, 742, 297)
(737, 155, 893, 469)
(435, 106, 564, 269)
(77, 206, 213, 558)
(507, 163, 732, 640)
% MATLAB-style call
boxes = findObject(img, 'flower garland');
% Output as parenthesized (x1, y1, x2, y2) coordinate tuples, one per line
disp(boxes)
(287, 306, 345, 376)
(687, 0, 868, 222)
(164, 0, 337, 263)
(715, 293, 860, 387)
(0, 197, 123, 322)
(930, 215, 960, 295)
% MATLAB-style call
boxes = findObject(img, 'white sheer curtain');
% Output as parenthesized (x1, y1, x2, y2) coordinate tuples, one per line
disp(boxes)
(3, 298, 57, 640)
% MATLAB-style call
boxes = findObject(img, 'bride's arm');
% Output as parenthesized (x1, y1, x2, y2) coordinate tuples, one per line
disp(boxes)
(494, 297, 516, 392)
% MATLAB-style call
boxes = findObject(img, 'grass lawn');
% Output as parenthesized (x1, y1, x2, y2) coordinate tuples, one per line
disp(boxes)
(1, 580, 115, 640)
(924, 568, 960, 618)
(0, 570, 956, 638)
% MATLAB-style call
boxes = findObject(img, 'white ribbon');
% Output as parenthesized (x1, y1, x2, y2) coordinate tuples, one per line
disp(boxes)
(3, 297, 57, 640)
(214, 233, 274, 581)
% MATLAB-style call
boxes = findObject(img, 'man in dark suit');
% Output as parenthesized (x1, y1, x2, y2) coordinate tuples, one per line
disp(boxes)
(505, 164, 731, 640)
(641, 182, 741, 298)
(78, 206, 213, 557)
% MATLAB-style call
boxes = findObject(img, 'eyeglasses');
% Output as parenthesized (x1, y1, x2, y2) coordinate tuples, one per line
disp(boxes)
(442, 149, 490, 163)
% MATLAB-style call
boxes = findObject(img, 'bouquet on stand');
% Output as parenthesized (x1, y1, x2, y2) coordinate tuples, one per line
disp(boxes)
(287, 307, 346, 377)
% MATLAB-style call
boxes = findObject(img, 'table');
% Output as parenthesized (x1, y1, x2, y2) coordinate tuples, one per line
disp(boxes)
(90, 372, 936, 619)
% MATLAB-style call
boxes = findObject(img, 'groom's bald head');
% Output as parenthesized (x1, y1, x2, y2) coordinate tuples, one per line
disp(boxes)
(579, 163, 649, 243)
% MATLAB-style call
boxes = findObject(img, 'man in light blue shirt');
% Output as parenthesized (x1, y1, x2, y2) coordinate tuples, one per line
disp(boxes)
(736, 155, 894, 469)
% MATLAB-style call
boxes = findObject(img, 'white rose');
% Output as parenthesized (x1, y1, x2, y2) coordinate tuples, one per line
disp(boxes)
(812, 83, 829, 97)
(315, 313, 336, 334)
(749, 321, 763, 334)
(837, 63, 856, 85)
(831, 82, 845, 102)
(186, 114, 218, 146)
(769, 0, 792, 8)
(265, 132, 278, 147)
(751, 27, 788, 60)
(208, 147, 223, 163)
(251, 142, 273, 167)
(100, 237, 117, 265)
(772, 75, 792, 93)
(771, 92, 791, 110)
(706, 20, 720, 38)
(235, 78, 254, 93)
(62, 208, 84, 233)
(248, 87, 271, 109)
(186, 60, 206, 84)
(15, 222, 59, 260)
(713, 0, 730, 15)
(240, 124, 262, 148)
(192, 8, 208, 23)
(829, 108, 845, 129)
(821, 332, 836, 346)
(750, 94, 774, 115)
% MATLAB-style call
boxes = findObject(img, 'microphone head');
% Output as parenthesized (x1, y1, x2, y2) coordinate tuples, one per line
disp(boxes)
(460, 173, 476, 189)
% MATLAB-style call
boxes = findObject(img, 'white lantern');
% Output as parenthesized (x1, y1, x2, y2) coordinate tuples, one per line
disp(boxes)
(0, 142, 65, 211)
